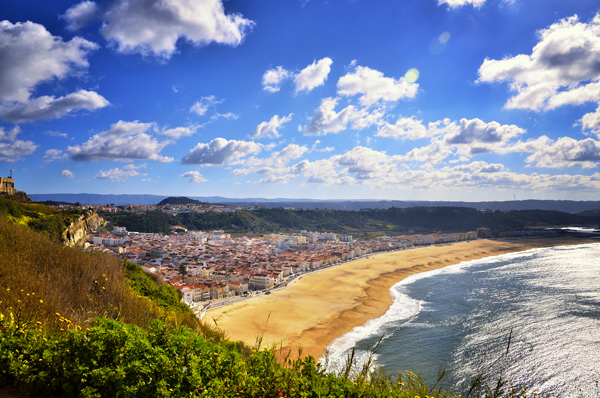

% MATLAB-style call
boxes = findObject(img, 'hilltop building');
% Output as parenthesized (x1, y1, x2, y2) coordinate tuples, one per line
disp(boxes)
(0, 171, 30, 202)
(0, 176, 16, 196)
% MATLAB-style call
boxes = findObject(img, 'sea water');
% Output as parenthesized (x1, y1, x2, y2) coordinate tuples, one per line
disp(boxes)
(323, 243, 600, 396)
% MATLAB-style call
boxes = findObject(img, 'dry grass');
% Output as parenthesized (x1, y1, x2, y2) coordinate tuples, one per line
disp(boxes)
(0, 215, 169, 331)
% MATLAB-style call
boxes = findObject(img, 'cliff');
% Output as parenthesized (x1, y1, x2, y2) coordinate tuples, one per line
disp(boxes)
(61, 209, 102, 247)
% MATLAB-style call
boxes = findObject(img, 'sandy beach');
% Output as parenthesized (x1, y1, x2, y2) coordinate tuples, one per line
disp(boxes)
(208, 237, 597, 360)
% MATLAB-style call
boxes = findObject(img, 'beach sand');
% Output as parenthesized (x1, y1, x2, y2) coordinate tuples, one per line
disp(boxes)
(208, 237, 597, 360)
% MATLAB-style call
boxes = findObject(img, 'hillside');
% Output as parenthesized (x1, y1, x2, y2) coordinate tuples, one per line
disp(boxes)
(0, 210, 467, 397)
(156, 196, 210, 206)
(103, 206, 600, 236)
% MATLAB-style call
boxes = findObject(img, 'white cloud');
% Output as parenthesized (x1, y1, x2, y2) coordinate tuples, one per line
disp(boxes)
(250, 114, 293, 139)
(478, 13, 600, 113)
(311, 140, 334, 152)
(302, 97, 383, 136)
(580, 105, 600, 131)
(395, 139, 454, 165)
(190, 96, 221, 116)
(0, 21, 98, 103)
(181, 137, 261, 165)
(101, 0, 255, 59)
(161, 126, 199, 139)
(0, 126, 38, 162)
(262, 66, 291, 92)
(94, 167, 143, 181)
(337, 65, 418, 107)
(61, 169, 74, 179)
(375, 117, 453, 140)
(43, 149, 68, 163)
(209, 112, 239, 122)
(123, 163, 147, 170)
(508, 136, 600, 169)
(376, 116, 526, 164)
(67, 120, 173, 162)
(45, 131, 69, 139)
(61, 1, 99, 31)
(438, 0, 486, 8)
(294, 57, 332, 93)
(0, 90, 109, 123)
(444, 118, 525, 156)
(181, 170, 207, 183)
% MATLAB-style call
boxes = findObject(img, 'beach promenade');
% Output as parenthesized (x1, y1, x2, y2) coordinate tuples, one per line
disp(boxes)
(208, 236, 597, 360)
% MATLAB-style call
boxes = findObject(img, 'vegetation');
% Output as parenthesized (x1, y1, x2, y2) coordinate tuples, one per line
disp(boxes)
(157, 196, 210, 206)
(102, 206, 600, 236)
(0, 203, 589, 397)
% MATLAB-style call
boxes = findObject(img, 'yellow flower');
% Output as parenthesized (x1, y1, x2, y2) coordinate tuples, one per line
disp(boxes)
(40, 300, 43, 304)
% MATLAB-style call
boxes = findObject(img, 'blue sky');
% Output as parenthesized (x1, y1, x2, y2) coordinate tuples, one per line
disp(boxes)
(2, 0, 600, 201)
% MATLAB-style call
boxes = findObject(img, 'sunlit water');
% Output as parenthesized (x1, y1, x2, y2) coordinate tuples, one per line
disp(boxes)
(323, 243, 600, 396)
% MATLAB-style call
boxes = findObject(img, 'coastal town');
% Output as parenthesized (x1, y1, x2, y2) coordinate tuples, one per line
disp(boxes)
(83, 213, 492, 307)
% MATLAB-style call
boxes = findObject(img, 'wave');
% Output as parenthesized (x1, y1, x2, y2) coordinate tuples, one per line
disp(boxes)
(320, 244, 588, 369)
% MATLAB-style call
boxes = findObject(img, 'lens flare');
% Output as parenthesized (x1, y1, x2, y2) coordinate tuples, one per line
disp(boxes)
(405, 68, 419, 83)
(439, 31, 450, 44)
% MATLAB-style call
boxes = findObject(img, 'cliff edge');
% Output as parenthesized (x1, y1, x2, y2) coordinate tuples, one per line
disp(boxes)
(61, 209, 102, 247)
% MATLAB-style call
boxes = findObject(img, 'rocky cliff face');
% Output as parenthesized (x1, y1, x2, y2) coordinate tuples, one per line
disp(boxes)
(62, 209, 102, 247)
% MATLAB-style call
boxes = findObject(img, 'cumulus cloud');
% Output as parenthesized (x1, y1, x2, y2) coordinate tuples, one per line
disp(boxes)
(67, 120, 174, 162)
(294, 57, 333, 93)
(101, 0, 255, 59)
(123, 163, 147, 170)
(160, 126, 199, 139)
(376, 116, 526, 163)
(580, 105, 600, 131)
(0, 126, 38, 162)
(94, 167, 143, 181)
(43, 149, 68, 163)
(181, 170, 207, 183)
(375, 117, 454, 140)
(478, 13, 600, 113)
(0, 21, 108, 123)
(0, 90, 109, 123)
(190, 96, 221, 116)
(444, 118, 525, 156)
(61, 1, 100, 31)
(262, 66, 291, 92)
(0, 21, 98, 103)
(302, 97, 383, 136)
(250, 114, 293, 139)
(508, 136, 600, 169)
(61, 169, 74, 179)
(181, 137, 261, 165)
(337, 65, 418, 107)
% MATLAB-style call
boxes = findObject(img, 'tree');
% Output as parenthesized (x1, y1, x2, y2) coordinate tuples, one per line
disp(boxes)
(178, 264, 187, 277)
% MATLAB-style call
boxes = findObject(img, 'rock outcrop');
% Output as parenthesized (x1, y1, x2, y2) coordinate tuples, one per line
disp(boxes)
(61, 209, 102, 247)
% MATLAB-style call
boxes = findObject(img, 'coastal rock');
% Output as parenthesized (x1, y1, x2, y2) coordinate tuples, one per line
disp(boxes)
(61, 209, 102, 247)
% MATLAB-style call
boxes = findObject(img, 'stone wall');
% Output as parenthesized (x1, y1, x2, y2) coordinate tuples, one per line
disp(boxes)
(61, 209, 102, 247)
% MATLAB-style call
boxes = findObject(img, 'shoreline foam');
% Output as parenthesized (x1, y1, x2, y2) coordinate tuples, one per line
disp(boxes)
(208, 237, 597, 360)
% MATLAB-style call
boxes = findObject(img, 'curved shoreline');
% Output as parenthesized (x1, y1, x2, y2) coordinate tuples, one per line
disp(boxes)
(208, 237, 597, 359)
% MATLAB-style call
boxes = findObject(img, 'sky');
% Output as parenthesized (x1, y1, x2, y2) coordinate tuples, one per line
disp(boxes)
(2, 0, 600, 201)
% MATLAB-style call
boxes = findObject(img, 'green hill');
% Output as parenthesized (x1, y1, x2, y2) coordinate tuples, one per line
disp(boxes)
(103, 206, 600, 237)
(156, 196, 209, 206)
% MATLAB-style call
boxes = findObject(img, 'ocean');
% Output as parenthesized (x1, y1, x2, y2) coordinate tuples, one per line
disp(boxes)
(323, 242, 600, 396)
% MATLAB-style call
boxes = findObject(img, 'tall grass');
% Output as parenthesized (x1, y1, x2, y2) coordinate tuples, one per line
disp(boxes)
(0, 215, 189, 331)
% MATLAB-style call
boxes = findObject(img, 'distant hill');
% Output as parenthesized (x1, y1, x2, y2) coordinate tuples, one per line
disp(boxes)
(102, 206, 600, 236)
(157, 196, 209, 206)
(29, 193, 600, 213)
